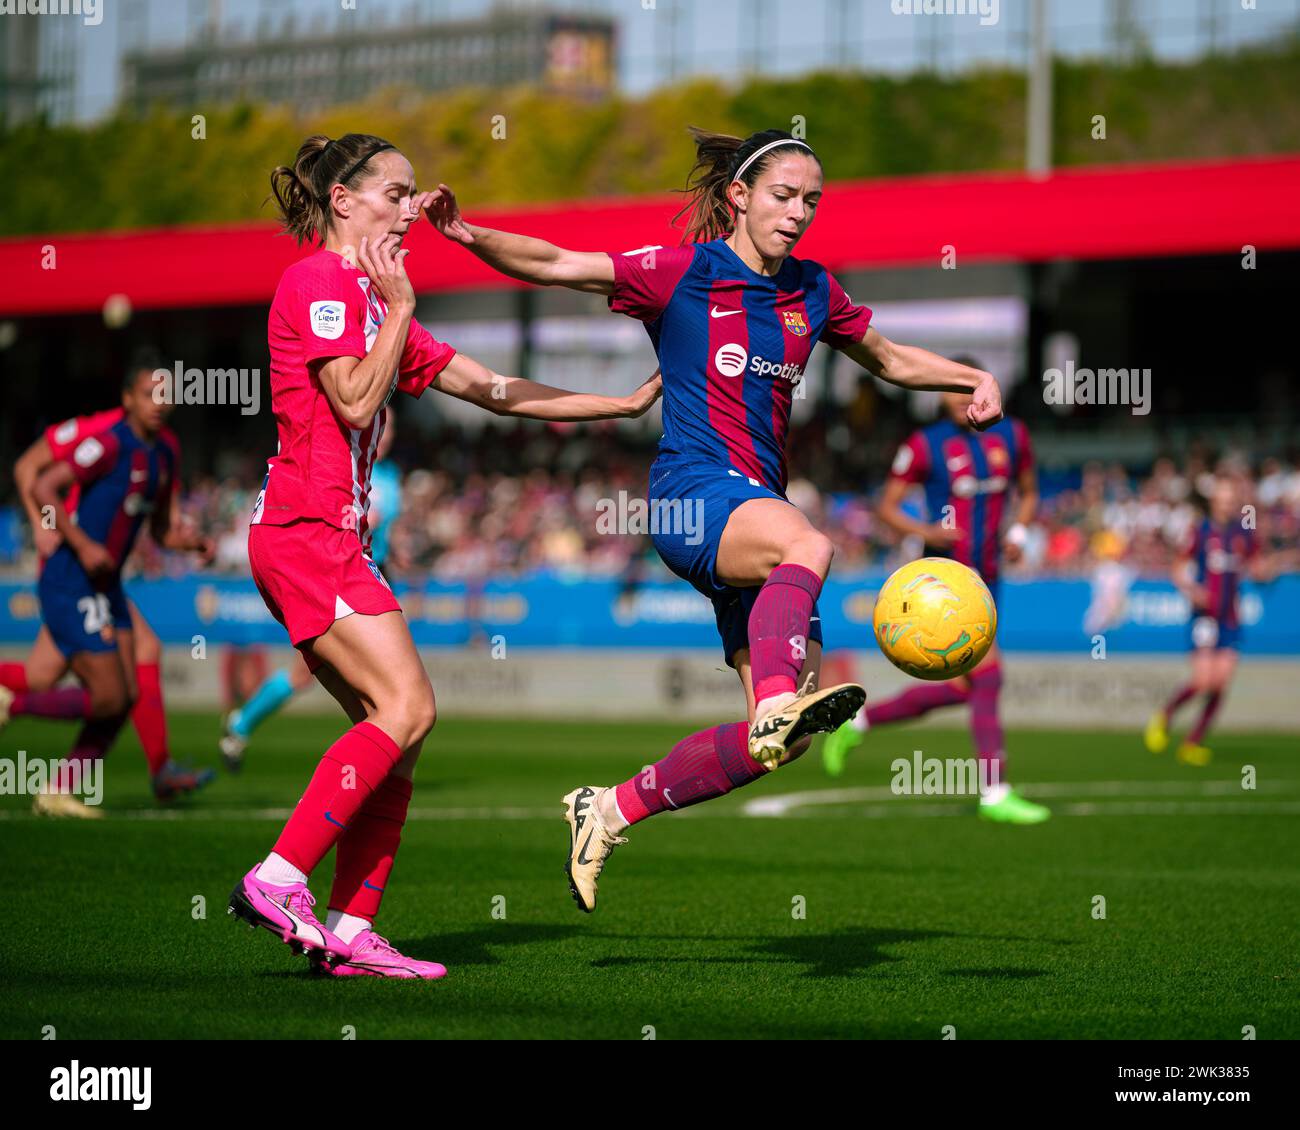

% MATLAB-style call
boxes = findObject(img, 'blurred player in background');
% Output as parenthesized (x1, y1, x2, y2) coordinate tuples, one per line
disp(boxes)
(822, 374, 1050, 825)
(218, 410, 400, 771)
(1, 351, 215, 804)
(227, 132, 661, 979)
(1145, 476, 1275, 765)
(427, 127, 1006, 911)
(0, 365, 213, 816)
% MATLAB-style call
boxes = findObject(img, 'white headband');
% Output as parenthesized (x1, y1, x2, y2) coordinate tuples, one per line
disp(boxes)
(731, 138, 813, 184)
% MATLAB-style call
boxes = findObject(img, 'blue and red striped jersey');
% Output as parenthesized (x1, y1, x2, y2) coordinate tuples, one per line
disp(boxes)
(608, 239, 871, 492)
(44, 418, 178, 585)
(1184, 518, 1256, 628)
(889, 416, 1034, 582)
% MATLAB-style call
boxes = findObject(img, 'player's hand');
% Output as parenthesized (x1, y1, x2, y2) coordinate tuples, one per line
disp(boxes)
(1004, 541, 1024, 564)
(76, 539, 114, 578)
(926, 524, 965, 548)
(192, 536, 217, 567)
(424, 183, 475, 245)
(967, 371, 1003, 431)
(358, 234, 415, 313)
(624, 370, 663, 417)
(33, 525, 63, 559)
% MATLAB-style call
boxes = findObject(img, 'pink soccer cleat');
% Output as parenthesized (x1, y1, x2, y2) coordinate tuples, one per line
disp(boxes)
(310, 930, 446, 980)
(227, 864, 352, 964)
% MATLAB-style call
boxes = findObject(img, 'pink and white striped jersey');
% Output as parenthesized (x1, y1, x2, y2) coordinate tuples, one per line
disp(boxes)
(253, 248, 454, 542)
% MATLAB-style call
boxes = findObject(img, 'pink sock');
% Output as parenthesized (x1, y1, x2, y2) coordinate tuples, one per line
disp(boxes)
(866, 681, 969, 726)
(748, 564, 822, 705)
(1187, 691, 1223, 744)
(11, 687, 93, 720)
(1164, 683, 1198, 719)
(615, 722, 760, 826)
(329, 775, 413, 920)
(272, 721, 404, 876)
(968, 663, 1005, 785)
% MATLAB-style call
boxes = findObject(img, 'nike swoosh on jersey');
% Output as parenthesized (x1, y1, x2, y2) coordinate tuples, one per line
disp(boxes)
(710, 306, 743, 318)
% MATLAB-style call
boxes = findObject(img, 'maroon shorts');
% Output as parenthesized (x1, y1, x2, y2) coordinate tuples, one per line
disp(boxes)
(249, 520, 401, 670)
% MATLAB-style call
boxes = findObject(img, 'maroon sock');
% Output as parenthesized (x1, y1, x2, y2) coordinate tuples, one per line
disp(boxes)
(329, 775, 413, 921)
(968, 663, 1005, 786)
(866, 681, 969, 726)
(748, 564, 822, 704)
(1163, 683, 1198, 719)
(54, 713, 128, 791)
(1187, 691, 1223, 744)
(0, 662, 28, 691)
(12, 687, 93, 720)
(615, 721, 759, 825)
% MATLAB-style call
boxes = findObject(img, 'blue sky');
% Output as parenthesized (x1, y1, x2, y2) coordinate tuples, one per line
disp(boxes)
(49, 0, 1300, 123)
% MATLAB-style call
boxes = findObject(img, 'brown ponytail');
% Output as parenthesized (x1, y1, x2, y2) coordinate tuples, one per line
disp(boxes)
(673, 126, 822, 244)
(268, 132, 398, 246)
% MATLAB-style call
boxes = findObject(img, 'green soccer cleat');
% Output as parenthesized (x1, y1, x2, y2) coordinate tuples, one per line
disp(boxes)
(1176, 741, 1212, 767)
(978, 788, 1051, 825)
(1144, 710, 1169, 754)
(821, 719, 863, 778)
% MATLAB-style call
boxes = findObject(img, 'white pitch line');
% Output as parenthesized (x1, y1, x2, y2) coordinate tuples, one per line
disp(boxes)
(740, 779, 1298, 817)
(1, 791, 1297, 823)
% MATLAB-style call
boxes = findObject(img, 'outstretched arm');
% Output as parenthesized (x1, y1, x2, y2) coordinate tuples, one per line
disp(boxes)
(840, 327, 1003, 429)
(435, 353, 661, 421)
(14, 436, 64, 557)
(424, 184, 614, 294)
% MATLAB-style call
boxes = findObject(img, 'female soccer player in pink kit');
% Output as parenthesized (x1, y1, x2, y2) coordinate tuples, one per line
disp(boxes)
(426, 127, 1004, 912)
(227, 133, 661, 978)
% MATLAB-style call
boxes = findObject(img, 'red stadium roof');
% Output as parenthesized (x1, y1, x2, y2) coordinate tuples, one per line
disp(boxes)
(2, 155, 1297, 317)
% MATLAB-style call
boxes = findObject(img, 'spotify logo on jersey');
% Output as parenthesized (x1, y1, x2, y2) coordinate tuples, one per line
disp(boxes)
(714, 343, 749, 378)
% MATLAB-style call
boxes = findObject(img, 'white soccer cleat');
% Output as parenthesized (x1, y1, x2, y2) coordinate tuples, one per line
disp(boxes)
(562, 786, 627, 914)
(748, 682, 868, 771)
(0, 685, 13, 729)
(32, 790, 105, 820)
(219, 714, 247, 773)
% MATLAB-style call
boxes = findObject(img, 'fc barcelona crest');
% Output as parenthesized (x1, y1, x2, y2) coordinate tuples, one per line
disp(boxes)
(781, 310, 809, 337)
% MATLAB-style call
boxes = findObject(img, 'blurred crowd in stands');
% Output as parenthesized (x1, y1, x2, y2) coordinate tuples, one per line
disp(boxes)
(3, 422, 1299, 581)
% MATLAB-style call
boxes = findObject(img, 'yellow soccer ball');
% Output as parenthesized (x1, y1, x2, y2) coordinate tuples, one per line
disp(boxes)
(872, 558, 997, 680)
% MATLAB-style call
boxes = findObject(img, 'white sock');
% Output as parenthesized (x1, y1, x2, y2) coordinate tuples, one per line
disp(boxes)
(980, 783, 1010, 805)
(255, 852, 308, 887)
(325, 910, 371, 943)
(603, 787, 630, 835)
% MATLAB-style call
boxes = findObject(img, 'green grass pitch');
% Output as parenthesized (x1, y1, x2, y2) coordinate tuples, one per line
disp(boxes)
(1, 712, 1296, 1039)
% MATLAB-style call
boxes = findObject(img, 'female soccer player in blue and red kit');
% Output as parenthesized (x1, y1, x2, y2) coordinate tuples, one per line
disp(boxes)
(821, 380, 1050, 824)
(3, 362, 215, 804)
(1145, 477, 1274, 765)
(0, 366, 211, 816)
(227, 133, 661, 978)
(426, 127, 1005, 911)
